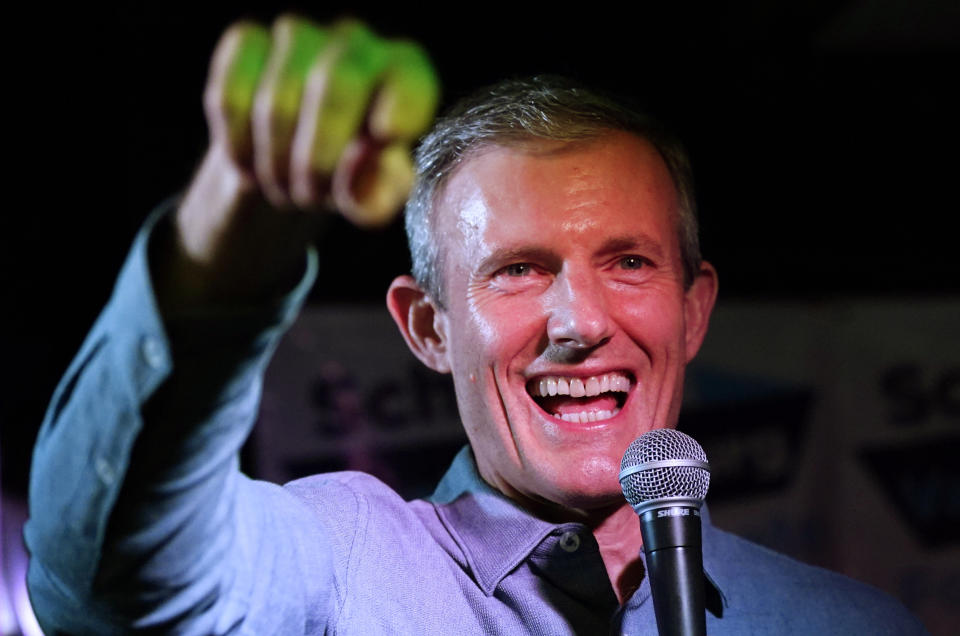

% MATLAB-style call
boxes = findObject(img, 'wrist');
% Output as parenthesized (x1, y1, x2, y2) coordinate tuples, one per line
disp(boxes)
(159, 145, 317, 308)
(176, 144, 259, 266)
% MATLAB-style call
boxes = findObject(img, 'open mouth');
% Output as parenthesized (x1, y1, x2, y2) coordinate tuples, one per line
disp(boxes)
(526, 372, 632, 424)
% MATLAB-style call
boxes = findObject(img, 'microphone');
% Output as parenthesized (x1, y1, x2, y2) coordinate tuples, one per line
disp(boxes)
(619, 429, 711, 636)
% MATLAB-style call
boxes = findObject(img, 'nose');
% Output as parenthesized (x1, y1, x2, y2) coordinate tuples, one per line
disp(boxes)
(546, 268, 614, 350)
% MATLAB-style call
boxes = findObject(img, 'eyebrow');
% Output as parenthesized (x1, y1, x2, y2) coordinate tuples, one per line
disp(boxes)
(476, 234, 667, 274)
(595, 235, 666, 261)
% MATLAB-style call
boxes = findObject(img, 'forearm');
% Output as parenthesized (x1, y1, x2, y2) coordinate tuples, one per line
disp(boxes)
(25, 205, 318, 633)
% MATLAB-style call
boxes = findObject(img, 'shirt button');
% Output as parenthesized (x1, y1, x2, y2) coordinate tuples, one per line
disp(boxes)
(559, 531, 581, 553)
(141, 336, 165, 369)
(95, 457, 116, 485)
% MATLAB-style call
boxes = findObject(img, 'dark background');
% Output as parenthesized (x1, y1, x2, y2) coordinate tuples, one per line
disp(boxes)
(4, 0, 958, 507)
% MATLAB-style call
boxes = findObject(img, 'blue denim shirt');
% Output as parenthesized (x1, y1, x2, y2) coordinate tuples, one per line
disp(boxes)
(25, 208, 928, 635)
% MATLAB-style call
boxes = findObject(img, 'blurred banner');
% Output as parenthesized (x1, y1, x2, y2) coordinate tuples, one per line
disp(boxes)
(257, 298, 959, 635)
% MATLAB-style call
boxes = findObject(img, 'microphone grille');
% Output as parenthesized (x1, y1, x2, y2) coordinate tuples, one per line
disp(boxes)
(619, 428, 710, 506)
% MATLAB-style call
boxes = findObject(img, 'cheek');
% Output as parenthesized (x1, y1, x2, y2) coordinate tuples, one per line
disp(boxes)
(459, 294, 546, 361)
(617, 289, 686, 346)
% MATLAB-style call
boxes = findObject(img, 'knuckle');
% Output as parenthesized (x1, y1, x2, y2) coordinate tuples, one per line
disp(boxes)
(271, 13, 309, 34)
(222, 20, 262, 43)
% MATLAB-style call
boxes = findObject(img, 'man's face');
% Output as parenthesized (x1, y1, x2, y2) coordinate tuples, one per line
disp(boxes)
(430, 132, 715, 512)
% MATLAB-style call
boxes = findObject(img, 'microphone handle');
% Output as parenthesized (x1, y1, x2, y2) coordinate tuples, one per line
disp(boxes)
(639, 506, 706, 636)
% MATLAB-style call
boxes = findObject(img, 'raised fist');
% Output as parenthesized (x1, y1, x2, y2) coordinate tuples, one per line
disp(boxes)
(167, 16, 438, 304)
(205, 16, 438, 225)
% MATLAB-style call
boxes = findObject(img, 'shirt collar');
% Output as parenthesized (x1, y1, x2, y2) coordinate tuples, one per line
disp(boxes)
(429, 445, 728, 611)
(429, 446, 559, 596)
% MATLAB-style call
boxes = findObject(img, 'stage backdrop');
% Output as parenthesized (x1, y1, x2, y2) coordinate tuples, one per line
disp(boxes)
(254, 297, 959, 635)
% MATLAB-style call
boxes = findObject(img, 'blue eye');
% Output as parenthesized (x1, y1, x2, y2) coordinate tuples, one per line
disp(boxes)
(619, 256, 645, 270)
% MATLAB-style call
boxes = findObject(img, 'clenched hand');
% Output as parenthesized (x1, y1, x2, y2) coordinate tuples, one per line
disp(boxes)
(165, 16, 438, 305)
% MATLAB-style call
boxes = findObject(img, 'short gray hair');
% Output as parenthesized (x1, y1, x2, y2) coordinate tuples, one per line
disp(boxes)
(404, 76, 701, 305)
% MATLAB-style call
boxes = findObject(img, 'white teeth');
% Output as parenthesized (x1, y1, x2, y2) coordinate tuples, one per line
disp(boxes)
(556, 408, 619, 423)
(570, 378, 585, 397)
(585, 377, 600, 397)
(531, 372, 631, 398)
(529, 372, 631, 424)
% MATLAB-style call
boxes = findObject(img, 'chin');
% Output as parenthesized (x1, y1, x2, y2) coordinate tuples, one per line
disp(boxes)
(536, 456, 626, 512)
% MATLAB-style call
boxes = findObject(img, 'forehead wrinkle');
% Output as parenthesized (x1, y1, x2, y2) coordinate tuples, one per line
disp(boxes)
(558, 217, 599, 234)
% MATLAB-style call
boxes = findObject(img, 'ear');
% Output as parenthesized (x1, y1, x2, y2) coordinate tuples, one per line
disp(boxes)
(683, 261, 718, 362)
(386, 275, 451, 373)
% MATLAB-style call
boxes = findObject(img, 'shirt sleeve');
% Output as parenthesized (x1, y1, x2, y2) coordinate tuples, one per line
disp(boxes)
(25, 202, 336, 634)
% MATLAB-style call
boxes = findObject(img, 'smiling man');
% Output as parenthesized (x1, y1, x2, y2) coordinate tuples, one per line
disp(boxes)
(26, 17, 926, 635)
(386, 121, 718, 604)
